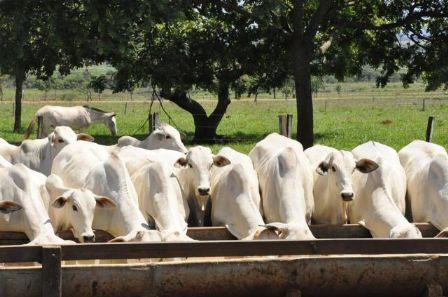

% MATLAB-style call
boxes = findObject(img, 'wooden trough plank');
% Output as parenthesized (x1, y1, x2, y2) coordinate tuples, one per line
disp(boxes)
(0, 245, 41, 262)
(61, 238, 448, 261)
(0, 223, 440, 245)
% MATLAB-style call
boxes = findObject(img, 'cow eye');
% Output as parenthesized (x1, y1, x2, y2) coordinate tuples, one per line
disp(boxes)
(331, 166, 336, 172)
(188, 164, 193, 168)
(58, 139, 64, 143)
(166, 135, 171, 139)
(72, 205, 78, 212)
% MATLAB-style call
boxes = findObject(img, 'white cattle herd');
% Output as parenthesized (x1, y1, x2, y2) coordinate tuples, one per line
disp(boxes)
(0, 113, 447, 245)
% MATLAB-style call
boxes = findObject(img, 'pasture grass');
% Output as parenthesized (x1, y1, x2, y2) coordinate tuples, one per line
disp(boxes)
(1, 99, 447, 154)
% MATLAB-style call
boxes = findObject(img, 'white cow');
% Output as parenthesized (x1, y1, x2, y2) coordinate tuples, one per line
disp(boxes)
(211, 147, 279, 240)
(24, 105, 117, 138)
(130, 160, 193, 241)
(249, 133, 315, 240)
(52, 142, 162, 242)
(118, 145, 230, 227)
(117, 123, 187, 153)
(350, 141, 421, 238)
(44, 174, 116, 242)
(0, 126, 93, 175)
(399, 140, 448, 237)
(305, 145, 378, 224)
(0, 164, 73, 245)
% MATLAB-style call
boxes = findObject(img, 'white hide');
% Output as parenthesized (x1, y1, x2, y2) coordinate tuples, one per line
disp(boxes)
(399, 140, 448, 237)
(44, 174, 116, 243)
(117, 123, 187, 153)
(52, 141, 161, 242)
(131, 161, 193, 241)
(305, 145, 378, 224)
(0, 164, 72, 245)
(0, 155, 11, 168)
(24, 105, 117, 137)
(120, 145, 231, 226)
(175, 146, 231, 226)
(249, 133, 315, 240)
(350, 141, 421, 238)
(211, 147, 278, 240)
(0, 126, 93, 175)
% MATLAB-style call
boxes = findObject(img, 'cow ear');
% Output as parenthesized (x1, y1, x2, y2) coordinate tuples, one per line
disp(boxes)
(213, 155, 231, 167)
(174, 157, 188, 168)
(316, 161, 330, 176)
(94, 196, 116, 208)
(356, 159, 379, 173)
(77, 133, 94, 142)
(0, 201, 23, 214)
(51, 197, 68, 209)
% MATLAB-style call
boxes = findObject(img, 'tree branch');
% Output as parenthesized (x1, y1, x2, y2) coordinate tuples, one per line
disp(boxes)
(305, 0, 334, 40)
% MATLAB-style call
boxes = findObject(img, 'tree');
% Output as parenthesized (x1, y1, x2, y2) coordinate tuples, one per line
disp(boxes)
(89, 75, 108, 100)
(0, 1, 60, 131)
(113, 3, 261, 142)
(0, 0, 158, 131)
(220, 1, 448, 148)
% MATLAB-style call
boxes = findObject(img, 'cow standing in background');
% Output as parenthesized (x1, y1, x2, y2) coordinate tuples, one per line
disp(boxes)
(24, 105, 117, 138)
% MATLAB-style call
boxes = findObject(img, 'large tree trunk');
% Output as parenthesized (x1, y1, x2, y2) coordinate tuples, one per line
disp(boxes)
(160, 82, 231, 143)
(293, 46, 313, 148)
(13, 69, 25, 132)
(292, 0, 314, 149)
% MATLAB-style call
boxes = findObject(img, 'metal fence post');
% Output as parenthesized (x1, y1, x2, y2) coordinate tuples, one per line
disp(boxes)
(41, 246, 62, 297)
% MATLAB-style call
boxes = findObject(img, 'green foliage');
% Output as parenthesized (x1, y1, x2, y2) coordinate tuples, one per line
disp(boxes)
(88, 75, 108, 98)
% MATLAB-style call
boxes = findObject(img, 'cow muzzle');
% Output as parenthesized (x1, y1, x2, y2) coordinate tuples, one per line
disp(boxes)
(197, 187, 210, 196)
(82, 234, 95, 243)
(341, 192, 354, 202)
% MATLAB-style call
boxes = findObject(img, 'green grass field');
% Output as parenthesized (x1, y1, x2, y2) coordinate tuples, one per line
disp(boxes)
(1, 97, 447, 154)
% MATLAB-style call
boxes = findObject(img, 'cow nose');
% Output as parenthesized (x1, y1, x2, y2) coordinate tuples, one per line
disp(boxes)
(83, 235, 95, 243)
(198, 187, 210, 196)
(341, 192, 354, 202)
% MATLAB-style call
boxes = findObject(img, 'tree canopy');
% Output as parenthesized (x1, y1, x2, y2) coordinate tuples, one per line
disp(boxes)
(1, 0, 447, 143)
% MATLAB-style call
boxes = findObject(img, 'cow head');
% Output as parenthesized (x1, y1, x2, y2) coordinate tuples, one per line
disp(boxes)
(46, 174, 115, 243)
(316, 151, 378, 202)
(175, 146, 230, 215)
(149, 124, 188, 153)
(49, 126, 94, 153)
